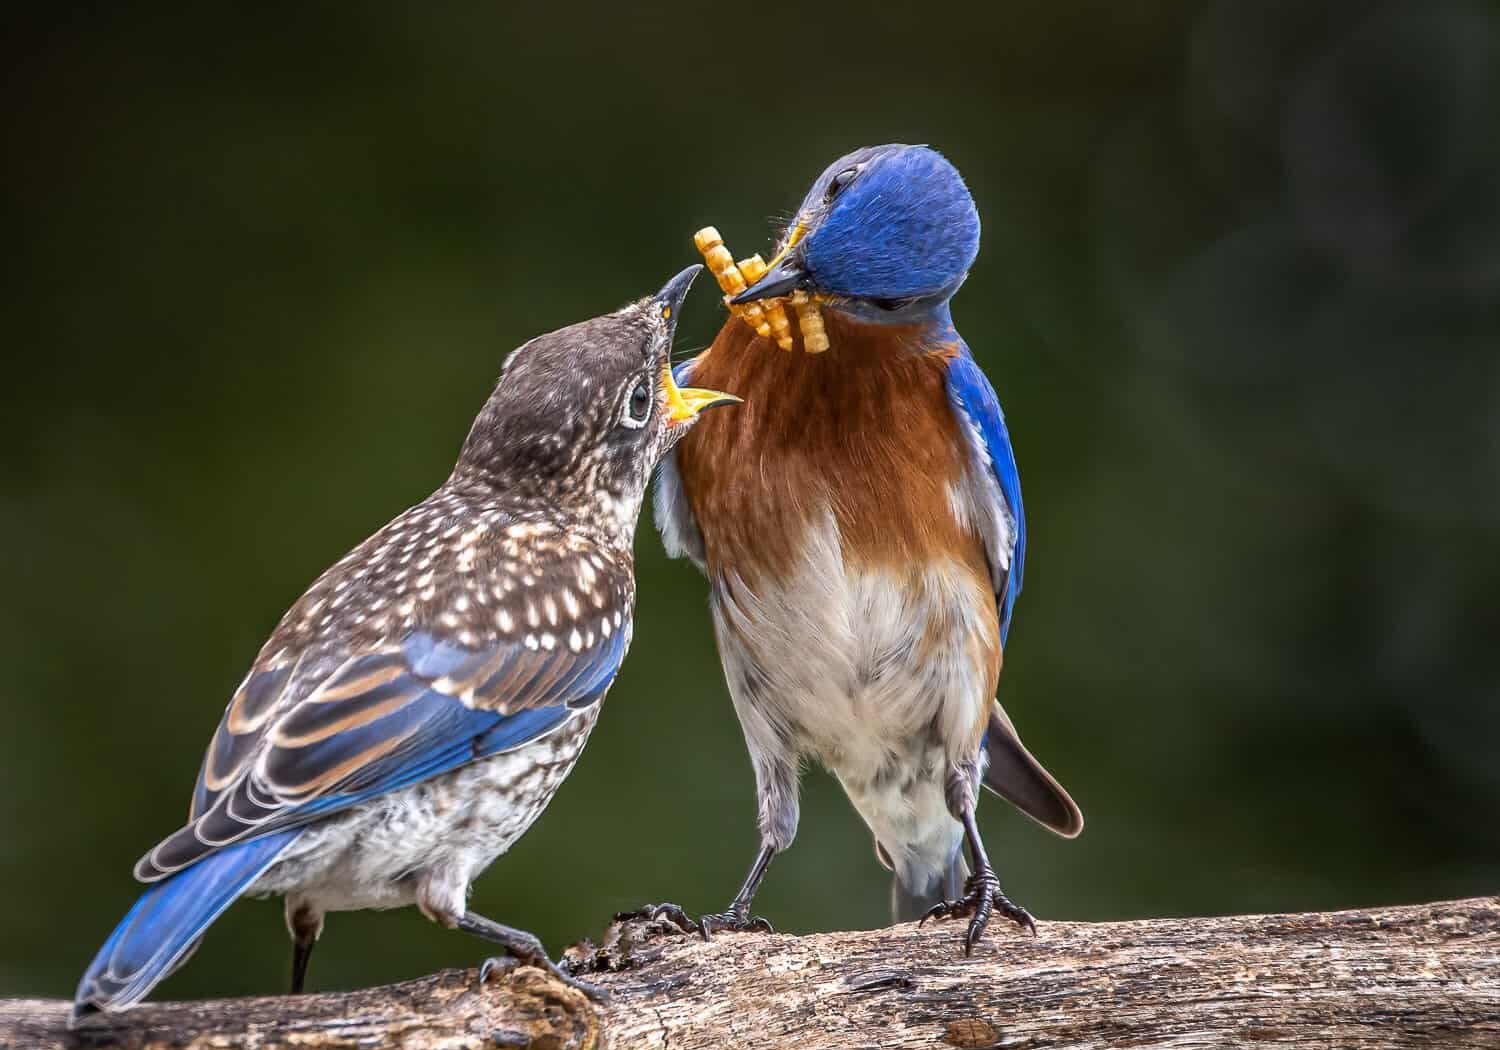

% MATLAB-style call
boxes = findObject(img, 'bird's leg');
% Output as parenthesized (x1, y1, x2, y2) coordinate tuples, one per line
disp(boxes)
(624, 749, 794, 939)
(921, 770, 1036, 955)
(290, 939, 315, 995)
(284, 898, 322, 995)
(624, 843, 778, 940)
(457, 912, 609, 1002)
(697, 842, 778, 938)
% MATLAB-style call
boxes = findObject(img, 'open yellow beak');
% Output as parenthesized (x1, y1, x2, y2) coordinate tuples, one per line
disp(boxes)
(663, 363, 740, 425)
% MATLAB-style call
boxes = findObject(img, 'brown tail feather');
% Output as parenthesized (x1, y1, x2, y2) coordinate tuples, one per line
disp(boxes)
(981, 704, 1084, 838)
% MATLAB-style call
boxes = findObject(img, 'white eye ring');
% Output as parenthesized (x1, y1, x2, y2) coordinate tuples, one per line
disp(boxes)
(620, 377, 651, 429)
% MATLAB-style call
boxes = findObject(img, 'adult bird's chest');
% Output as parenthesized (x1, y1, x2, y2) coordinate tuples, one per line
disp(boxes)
(677, 315, 984, 582)
(675, 316, 999, 771)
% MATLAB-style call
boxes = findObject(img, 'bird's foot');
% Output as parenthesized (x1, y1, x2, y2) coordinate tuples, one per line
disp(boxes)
(919, 868, 1036, 955)
(460, 913, 609, 1002)
(480, 951, 609, 1002)
(695, 901, 775, 941)
(616, 901, 773, 941)
(614, 902, 698, 934)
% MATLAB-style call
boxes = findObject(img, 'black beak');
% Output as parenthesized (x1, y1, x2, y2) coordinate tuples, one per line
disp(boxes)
(654, 264, 702, 332)
(730, 253, 807, 304)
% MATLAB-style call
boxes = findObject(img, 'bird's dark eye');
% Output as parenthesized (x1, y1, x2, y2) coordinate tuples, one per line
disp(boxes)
(825, 166, 858, 203)
(626, 380, 651, 425)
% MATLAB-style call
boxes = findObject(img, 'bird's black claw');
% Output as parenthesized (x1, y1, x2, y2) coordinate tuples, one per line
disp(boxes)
(919, 869, 1034, 954)
(615, 902, 699, 935)
(697, 907, 775, 941)
(918, 900, 955, 926)
(617, 902, 772, 941)
(480, 953, 610, 1003)
(994, 891, 1038, 938)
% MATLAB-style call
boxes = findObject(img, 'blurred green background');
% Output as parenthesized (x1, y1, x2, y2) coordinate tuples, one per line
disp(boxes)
(4, 0, 1497, 1002)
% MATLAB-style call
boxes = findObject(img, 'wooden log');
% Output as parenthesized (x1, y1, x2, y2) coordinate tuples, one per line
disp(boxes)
(4, 896, 1497, 1049)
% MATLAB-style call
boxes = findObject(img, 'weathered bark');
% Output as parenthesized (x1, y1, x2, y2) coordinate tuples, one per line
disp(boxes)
(5, 897, 1497, 1049)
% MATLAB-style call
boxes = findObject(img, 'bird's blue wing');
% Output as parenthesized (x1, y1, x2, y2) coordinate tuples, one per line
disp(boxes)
(138, 621, 628, 882)
(77, 623, 632, 1012)
(944, 345, 1026, 643)
(654, 356, 707, 571)
(945, 346, 1082, 838)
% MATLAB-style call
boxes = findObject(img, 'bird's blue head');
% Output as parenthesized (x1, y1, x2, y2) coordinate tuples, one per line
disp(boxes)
(734, 144, 980, 324)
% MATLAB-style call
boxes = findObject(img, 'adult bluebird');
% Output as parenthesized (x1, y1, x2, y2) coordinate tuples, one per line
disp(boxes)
(653, 146, 1083, 952)
(73, 266, 738, 1017)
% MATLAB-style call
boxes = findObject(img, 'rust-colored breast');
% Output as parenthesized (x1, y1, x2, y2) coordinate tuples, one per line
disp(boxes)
(676, 311, 987, 586)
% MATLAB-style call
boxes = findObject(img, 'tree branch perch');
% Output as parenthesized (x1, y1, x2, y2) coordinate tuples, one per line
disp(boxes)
(5, 897, 1497, 1049)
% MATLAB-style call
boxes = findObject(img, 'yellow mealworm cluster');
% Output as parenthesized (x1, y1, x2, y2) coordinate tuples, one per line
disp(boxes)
(693, 226, 829, 353)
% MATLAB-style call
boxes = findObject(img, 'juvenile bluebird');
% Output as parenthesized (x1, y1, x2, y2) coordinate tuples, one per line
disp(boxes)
(649, 146, 1083, 952)
(73, 266, 738, 1018)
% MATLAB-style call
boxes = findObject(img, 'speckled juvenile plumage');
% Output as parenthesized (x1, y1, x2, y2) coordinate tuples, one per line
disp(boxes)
(158, 491, 636, 882)
(74, 266, 735, 1019)
(260, 708, 599, 917)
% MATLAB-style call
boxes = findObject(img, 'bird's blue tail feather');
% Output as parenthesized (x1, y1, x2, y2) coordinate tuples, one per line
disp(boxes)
(73, 829, 299, 1019)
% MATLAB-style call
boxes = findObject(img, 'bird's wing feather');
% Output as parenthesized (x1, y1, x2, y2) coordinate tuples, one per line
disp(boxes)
(943, 347, 1025, 642)
(944, 346, 1082, 839)
(139, 623, 627, 881)
(653, 356, 707, 571)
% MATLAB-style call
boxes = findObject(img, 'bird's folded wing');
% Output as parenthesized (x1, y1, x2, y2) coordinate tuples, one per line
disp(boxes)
(943, 347, 1026, 644)
(945, 347, 1081, 837)
(136, 624, 628, 882)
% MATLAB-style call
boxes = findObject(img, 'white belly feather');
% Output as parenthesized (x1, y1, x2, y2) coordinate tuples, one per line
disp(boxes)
(712, 513, 995, 889)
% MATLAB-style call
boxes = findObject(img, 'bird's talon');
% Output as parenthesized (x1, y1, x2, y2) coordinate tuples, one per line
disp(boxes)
(920, 899, 970, 925)
(993, 893, 1036, 934)
(616, 902, 769, 940)
(479, 952, 609, 1002)
(923, 869, 1033, 953)
(695, 907, 774, 939)
(616, 902, 698, 935)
